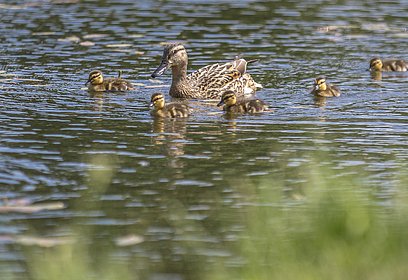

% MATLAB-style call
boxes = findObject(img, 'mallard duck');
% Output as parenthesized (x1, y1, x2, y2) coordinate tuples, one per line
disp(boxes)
(150, 92, 190, 118)
(85, 70, 134, 91)
(151, 43, 262, 99)
(217, 90, 269, 114)
(310, 76, 340, 97)
(369, 57, 408, 72)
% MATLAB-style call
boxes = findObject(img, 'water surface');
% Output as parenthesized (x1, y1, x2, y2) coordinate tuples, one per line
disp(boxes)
(1, 0, 408, 278)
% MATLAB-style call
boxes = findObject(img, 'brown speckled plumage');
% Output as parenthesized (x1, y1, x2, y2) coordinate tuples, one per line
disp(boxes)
(151, 43, 262, 99)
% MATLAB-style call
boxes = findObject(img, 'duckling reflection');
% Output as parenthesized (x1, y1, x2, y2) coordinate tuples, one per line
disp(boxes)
(88, 90, 129, 112)
(313, 95, 328, 108)
(217, 90, 269, 115)
(310, 76, 340, 97)
(86, 70, 134, 92)
(370, 70, 382, 81)
(151, 117, 188, 171)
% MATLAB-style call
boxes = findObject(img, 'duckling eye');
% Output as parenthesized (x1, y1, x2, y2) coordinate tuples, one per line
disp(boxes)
(153, 97, 163, 103)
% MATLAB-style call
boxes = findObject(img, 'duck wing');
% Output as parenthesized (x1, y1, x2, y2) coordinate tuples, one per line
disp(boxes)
(187, 59, 262, 99)
(188, 62, 241, 88)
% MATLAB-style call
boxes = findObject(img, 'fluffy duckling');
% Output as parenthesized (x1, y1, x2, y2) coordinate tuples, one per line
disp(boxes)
(217, 90, 269, 114)
(150, 92, 190, 118)
(369, 57, 408, 72)
(86, 70, 134, 92)
(310, 76, 340, 97)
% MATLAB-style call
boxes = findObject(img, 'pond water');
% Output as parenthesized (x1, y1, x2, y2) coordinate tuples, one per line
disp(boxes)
(1, 0, 408, 279)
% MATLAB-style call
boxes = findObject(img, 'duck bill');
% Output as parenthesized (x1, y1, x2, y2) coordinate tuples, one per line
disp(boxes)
(151, 61, 169, 78)
(217, 100, 224, 107)
(314, 84, 319, 90)
(85, 79, 91, 86)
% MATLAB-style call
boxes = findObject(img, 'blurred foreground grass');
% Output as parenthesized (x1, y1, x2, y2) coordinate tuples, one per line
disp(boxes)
(6, 161, 408, 280)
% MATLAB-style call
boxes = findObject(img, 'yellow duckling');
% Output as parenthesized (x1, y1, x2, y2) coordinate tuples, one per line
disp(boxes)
(85, 70, 134, 92)
(151, 43, 262, 99)
(217, 90, 269, 114)
(369, 57, 408, 72)
(310, 76, 340, 97)
(150, 92, 190, 118)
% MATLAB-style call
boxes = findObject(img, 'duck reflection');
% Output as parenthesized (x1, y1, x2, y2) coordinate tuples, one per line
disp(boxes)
(370, 71, 382, 81)
(151, 117, 188, 171)
(313, 95, 328, 108)
(88, 91, 105, 111)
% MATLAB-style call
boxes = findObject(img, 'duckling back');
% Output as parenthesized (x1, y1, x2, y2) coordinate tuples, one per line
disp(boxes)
(382, 59, 408, 71)
(244, 99, 269, 113)
(151, 103, 190, 118)
(223, 99, 269, 114)
(103, 77, 134, 91)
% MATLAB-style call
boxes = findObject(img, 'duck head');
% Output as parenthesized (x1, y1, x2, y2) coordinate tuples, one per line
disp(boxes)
(151, 43, 188, 78)
(369, 57, 383, 71)
(150, 92, 166, 110)
(85, 70, 104, 85)
(217, 90, 237, 107)
(313, 76, 327, 91)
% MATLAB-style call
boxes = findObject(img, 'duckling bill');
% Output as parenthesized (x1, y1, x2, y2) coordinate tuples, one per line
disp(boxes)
(86, 70, 134, 92)
(217, 90, 269, 114)
(369, 57, 408, 72)
(310, 76, 340, 97)
(150, 92, 190, 118)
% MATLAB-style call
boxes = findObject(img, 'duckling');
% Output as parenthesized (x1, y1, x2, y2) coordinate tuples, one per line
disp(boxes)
(217, 90, 269, 114)
(85, 70, 134, 92)
(369, 57, 408, 72)
(151, 43, 262, 99)
(310, 76, 340, 97)
(150, 92, 190, 118)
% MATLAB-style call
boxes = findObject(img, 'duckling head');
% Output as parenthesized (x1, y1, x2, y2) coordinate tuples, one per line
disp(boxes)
(151, 43, 188, 78)
(369, 57, 383, 71)
(314, 76, 327, 91)
(85, 70, 103, 85)
(150, 92, 166, 110)
(217, 91, 237, 107)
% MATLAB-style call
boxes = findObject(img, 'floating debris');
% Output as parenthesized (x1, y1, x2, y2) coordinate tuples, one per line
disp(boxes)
(128, 34, 145, 38)
(58, 36, 81, 43)
(32, 32, 57, 36)
(0, 201, 65, 213)
(148, 79, 164, 84)
(115, 234, 144, 246)
(79, 41, 95, 47)
(133, 83, 146, 87)
(83, 34, 108, 39)
(13, 236, 73, 247)
(105, 44, 133, 48)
